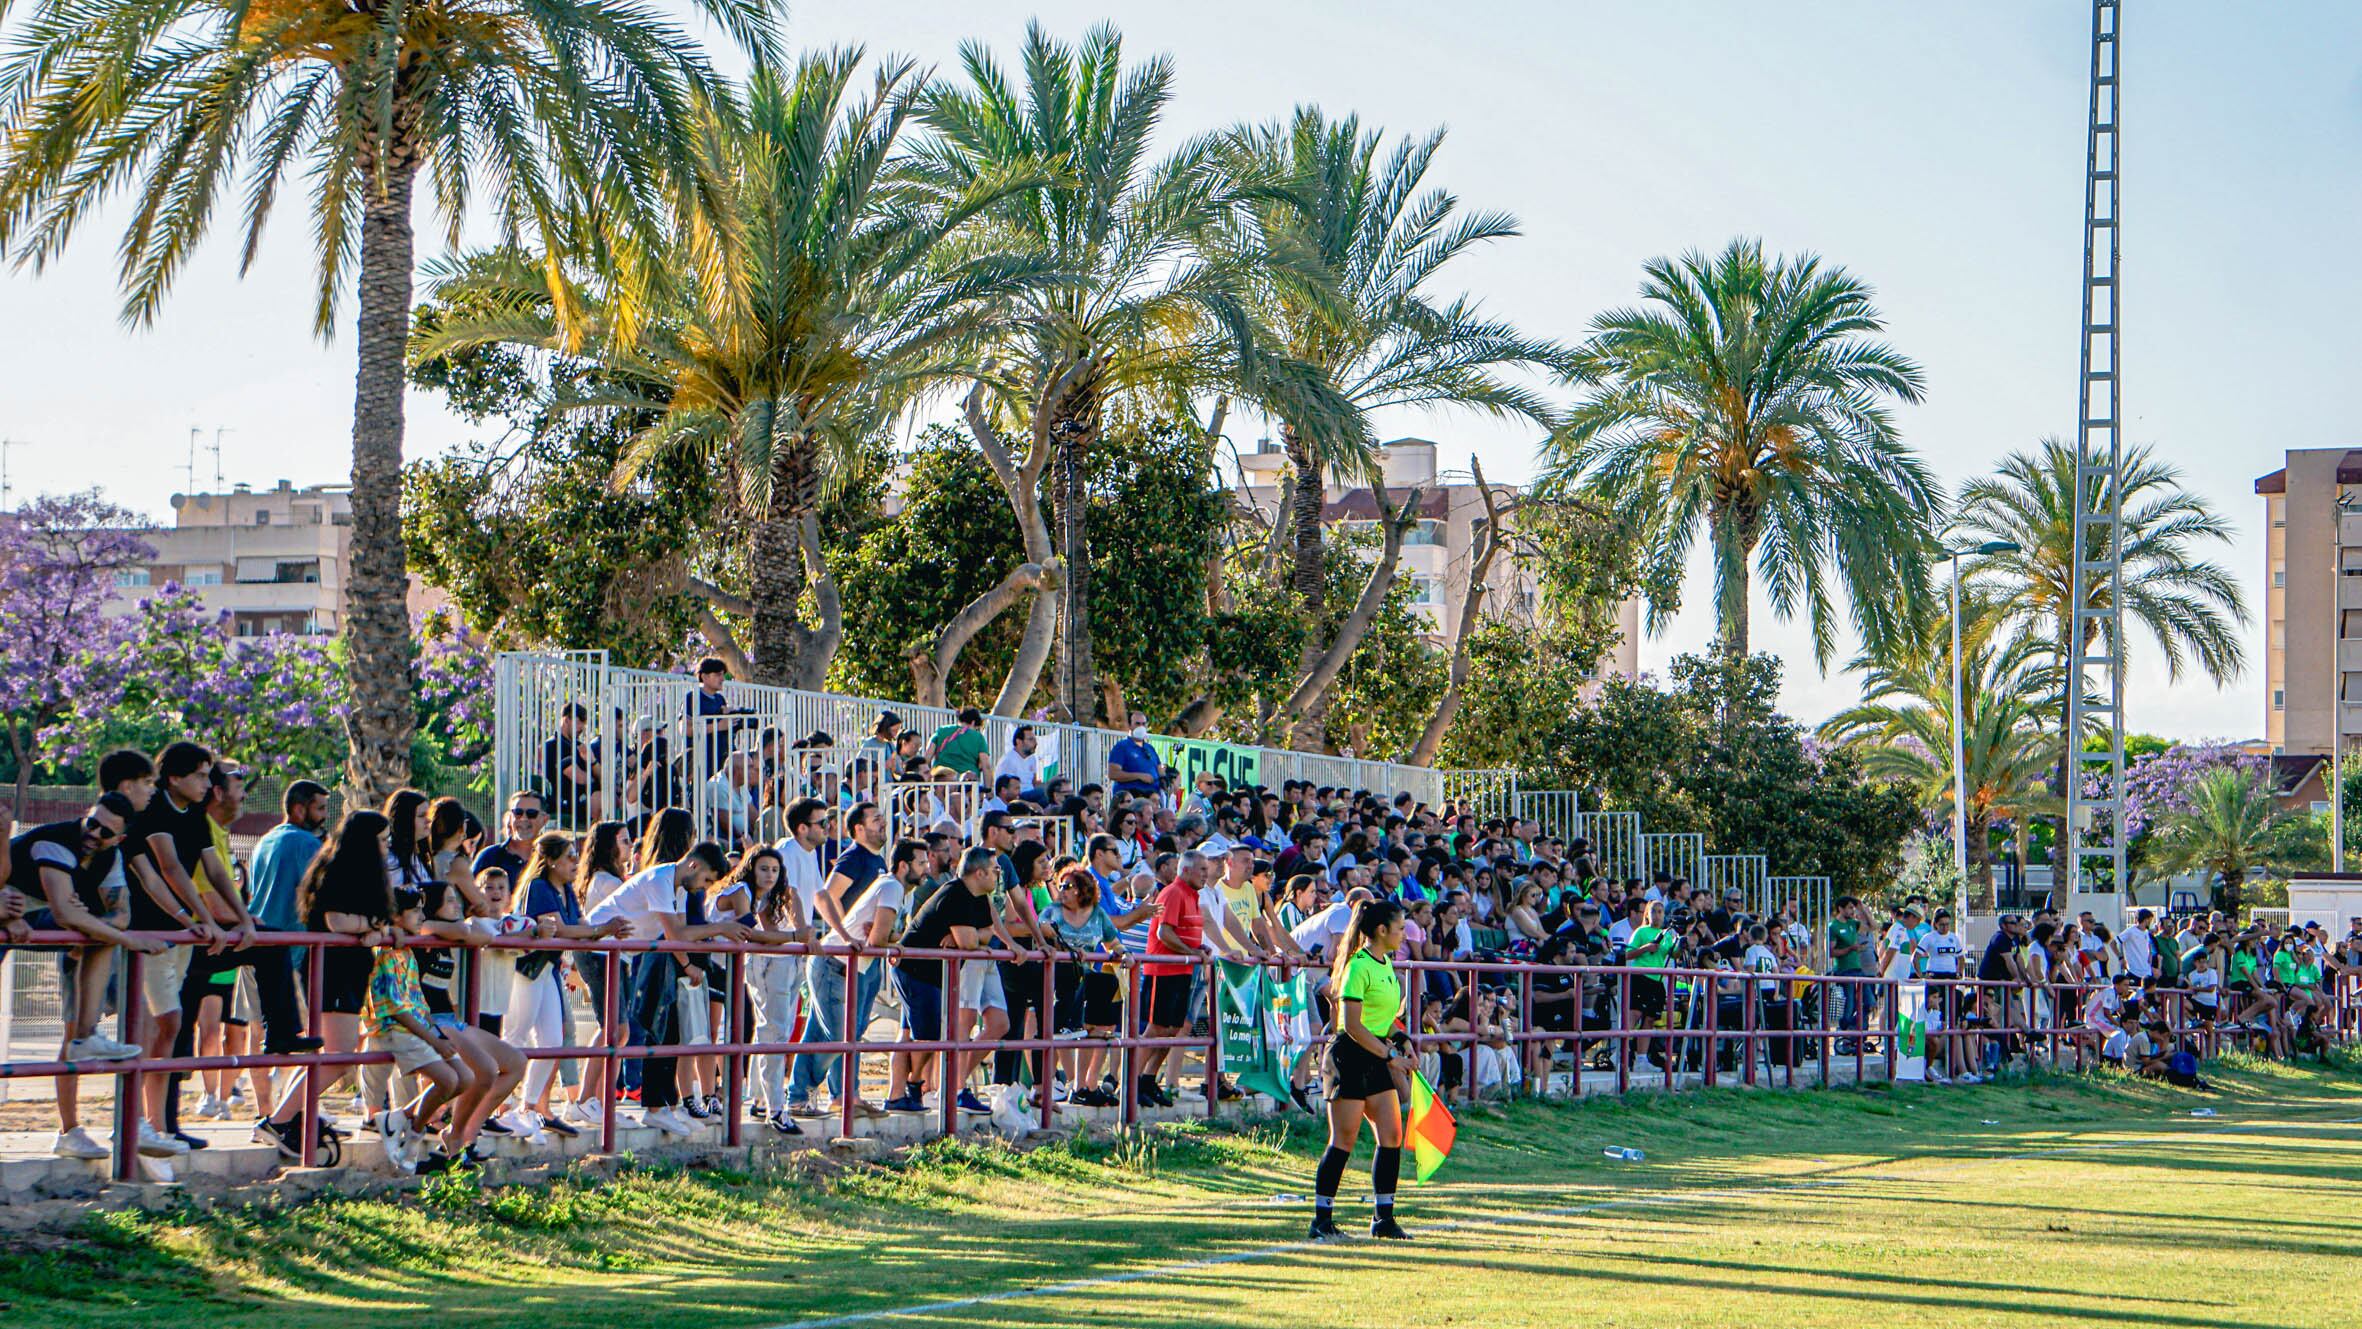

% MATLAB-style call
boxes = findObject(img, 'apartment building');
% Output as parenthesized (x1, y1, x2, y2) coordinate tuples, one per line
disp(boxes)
(101, 480, 351, 635)
(1232, 436, 1642, 679)
(2255, 447, 2362, 758)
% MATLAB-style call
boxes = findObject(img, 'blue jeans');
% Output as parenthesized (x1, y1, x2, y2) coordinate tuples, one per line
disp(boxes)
(630, 952, 683, 1109)
(788, 957, 882, 1106)
(1837, 979, 1864, 1037)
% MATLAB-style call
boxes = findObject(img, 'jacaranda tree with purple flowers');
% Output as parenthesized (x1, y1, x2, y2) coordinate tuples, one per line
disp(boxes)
(50, 586, 350, 782)
(0, 492, 150, 820)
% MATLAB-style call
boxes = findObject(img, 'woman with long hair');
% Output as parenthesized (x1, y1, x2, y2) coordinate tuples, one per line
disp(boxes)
(425, 797, 477, 884)
(254, 810, 397, 1156)
(510, 831, 630, 1135)
(559, 820, 635, 1127)
(723, 844, 808, 1126)
(1310, 897, 1415, 1241)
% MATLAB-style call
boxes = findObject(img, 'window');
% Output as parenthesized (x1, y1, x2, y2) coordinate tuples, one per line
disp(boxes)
(2274, 570, 2286, 588)
(1408, 575, 1443, 606)
(2315, 801, 2333, 815)
(187, 568, 221, 587)
(2276, 689, 2287, 710)
(254, 509, 271, 526)
(1401, 520, 1446, 547)
(274, 559, 321, 584)
(112, 568, 150, 589)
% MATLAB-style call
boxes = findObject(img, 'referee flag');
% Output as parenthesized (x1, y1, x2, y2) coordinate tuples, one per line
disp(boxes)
(1405, 1071, 1456, 1182)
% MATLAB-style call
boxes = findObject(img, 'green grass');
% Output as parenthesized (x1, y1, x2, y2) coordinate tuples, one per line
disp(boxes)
(10, 1054, 2362, 1327)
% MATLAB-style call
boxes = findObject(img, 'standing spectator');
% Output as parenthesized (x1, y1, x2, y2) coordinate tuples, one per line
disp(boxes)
(1826, 896, 1871, 1053)
(543, 702, 600, 825)
(10, 794, 156, 1160)
(248, 782, 329, 937)
(786, 803, 894, 1117)
(1106, 713, 1163, 802)
(886, 846, 997, 1113)
(510, 832, 631, 1137)
(129, 742, 248, 1151)
(254, 810, 393, 1158)
(472, 792, 544, 910)
(585, 839, 746, 1136)
(2122, 909, 2156, 986)
(926, 707, 992, 782)
(1137, 854, 1209, 1108)
(996, 725, 1045, 804)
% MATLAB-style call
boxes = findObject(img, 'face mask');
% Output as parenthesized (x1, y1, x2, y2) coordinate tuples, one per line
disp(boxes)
(1131, 726, 1148, 740)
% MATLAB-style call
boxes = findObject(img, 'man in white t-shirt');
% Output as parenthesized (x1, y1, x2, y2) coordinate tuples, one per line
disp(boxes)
(2121, 910, 2155, 981)
(1288, 888, 1372, 961)
(994, 725, 1044, 802)
(584, 842, 746, 1136)
(1880, 904, 1921, 981)
(751, 796, 828, 1132)
(2082, 973, 2137, 1061)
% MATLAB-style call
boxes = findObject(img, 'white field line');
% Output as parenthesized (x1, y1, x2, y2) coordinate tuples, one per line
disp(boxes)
(771, 1107, 2362, 1329)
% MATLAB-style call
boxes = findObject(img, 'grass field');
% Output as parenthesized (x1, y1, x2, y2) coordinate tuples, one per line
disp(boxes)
(9, 1054, 2362, 1328)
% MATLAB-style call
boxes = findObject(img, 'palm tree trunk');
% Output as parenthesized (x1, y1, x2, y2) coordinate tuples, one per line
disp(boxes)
(340, 141, 422, 807)
(1047, 384, 1100, 725)
(1966, 812, 1996, 911)
(1285, 423, 1324, 608)
(747, 430, 812, 689)
(1709, 499, 1756, 656)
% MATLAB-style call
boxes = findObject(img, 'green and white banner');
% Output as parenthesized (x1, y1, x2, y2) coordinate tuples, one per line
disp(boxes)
(1215, 960, 1296, 1104)
(1894, 981, 1927, 1081)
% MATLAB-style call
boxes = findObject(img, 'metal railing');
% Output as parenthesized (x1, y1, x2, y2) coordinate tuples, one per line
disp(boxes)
(7, 927, 2340, 1186)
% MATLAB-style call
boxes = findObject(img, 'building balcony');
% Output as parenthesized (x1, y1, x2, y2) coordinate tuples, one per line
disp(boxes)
(2342, 511, 2362, 546)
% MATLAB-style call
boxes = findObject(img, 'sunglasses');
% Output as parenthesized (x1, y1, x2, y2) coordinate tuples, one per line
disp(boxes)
(83, 817, 123, 845)
(509, 806, 547, 820)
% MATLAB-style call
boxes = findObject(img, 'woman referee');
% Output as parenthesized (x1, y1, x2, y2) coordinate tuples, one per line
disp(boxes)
(1309, 898, 1415, 1241)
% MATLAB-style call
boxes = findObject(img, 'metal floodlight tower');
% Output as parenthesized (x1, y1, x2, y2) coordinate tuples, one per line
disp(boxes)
(2066, 0, 2127, 902)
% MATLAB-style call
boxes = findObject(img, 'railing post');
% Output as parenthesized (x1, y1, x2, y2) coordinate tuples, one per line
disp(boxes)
(1817, 977, 1830, 1088)
(1703, 971, 1719, 1088)
(299, 943, 323, 1168)
(939, 960, 960, 1141)
(1615, 971, 1631, 1097)
(1743, 971, 1759, 1088)
(840, 950, 859, 1142)
(1121, 960, 1141, 1129)
(1885, 981, 1897, 1083)
(112, 948, 148, 1183)
(1042, 953, 1059, 1131)
(1467, 964, 1484, 1101)
(1204, 956, 1220, 1120)
(723, 948, 745, 1149)
(600, 947, 621, 1155)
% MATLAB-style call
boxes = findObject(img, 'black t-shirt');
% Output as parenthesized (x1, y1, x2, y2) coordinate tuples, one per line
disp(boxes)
(305, 863, 393, 930)
(1977, 931, 2017, 982)
(8, 820, 116, 918)
(898, 886, 993, 987)
(472, 842, 529, 896)
(830, 844, 887, 912)
(127, 792, 211, 929)
(1704, 907, 1739, 941)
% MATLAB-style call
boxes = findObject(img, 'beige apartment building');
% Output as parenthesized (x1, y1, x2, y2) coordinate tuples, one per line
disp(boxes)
(1232, 436, 1642, 680)
(104, 480, 356, 635)
(2255, 447, 2362, 759)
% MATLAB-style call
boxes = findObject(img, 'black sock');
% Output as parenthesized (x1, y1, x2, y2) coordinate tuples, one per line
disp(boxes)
(1314, 1145, 1352, 1213)
(1373, 1146, 1401, 1218)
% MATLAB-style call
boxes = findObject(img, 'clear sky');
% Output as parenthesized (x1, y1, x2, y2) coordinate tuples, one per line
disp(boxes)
(3, 2, 2345, 741)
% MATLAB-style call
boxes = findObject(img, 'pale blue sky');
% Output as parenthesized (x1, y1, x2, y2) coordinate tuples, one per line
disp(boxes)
(3, 2, 2345, 740)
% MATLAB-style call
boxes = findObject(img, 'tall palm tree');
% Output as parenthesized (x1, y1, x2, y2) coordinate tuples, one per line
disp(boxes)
(419, 50, 1048, 690)
(2150, 767, 2298, 915)
(914, 22, 1325, 725)
(1540, 238, 1937, 664)
(0, 0, 777, 801)
(1219, 108, 1569, 741)
(1820, 596, 2059, 906)
(1953, 438, 2248, 884)
(1955, 437, 2248, 685)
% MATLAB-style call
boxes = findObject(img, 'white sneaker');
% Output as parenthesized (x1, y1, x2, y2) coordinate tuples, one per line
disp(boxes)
(1925, 1069, 1951, 1085)
(53, 1127, 109, 1160)
(67, 1034, 142, 1061)
(496, 1109, 540, 1137)
(136, 1121, 189, 1156)
(563, 1101, 605, 1130)
(193, 1093, 229, 1120)
(649, 1107, 694, 1137)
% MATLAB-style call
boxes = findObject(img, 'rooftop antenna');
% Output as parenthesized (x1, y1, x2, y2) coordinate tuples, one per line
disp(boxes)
(185, 426, 200, 496)
(0, 438, 24, 508)
(208, 427, 230, 491)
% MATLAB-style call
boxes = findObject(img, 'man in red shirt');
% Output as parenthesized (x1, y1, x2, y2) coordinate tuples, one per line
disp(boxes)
(1136, 866, 1208, 1108)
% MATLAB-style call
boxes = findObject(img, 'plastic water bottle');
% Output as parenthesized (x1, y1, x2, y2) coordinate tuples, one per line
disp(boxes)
(1602, 1146, 1646, 1162)
(2190, 1108, 2217, 1118)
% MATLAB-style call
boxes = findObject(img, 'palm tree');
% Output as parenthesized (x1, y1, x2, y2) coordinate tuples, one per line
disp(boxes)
(1820, 597, 2059, 906)
(1955, 437, 2248, 685)
(2150, 767, 2298, 915)
(0, 0, 777, 802)
(1953, 438, 2248, 883)
(1540, 238, 1937, 664)
(916, 22, 1318, 724)
(418, 50, 1048, 690)
(1219, 108, 1569, 743)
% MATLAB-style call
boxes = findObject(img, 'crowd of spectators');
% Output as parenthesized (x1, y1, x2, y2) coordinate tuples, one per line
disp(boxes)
(4, 672, 2355, 1173)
